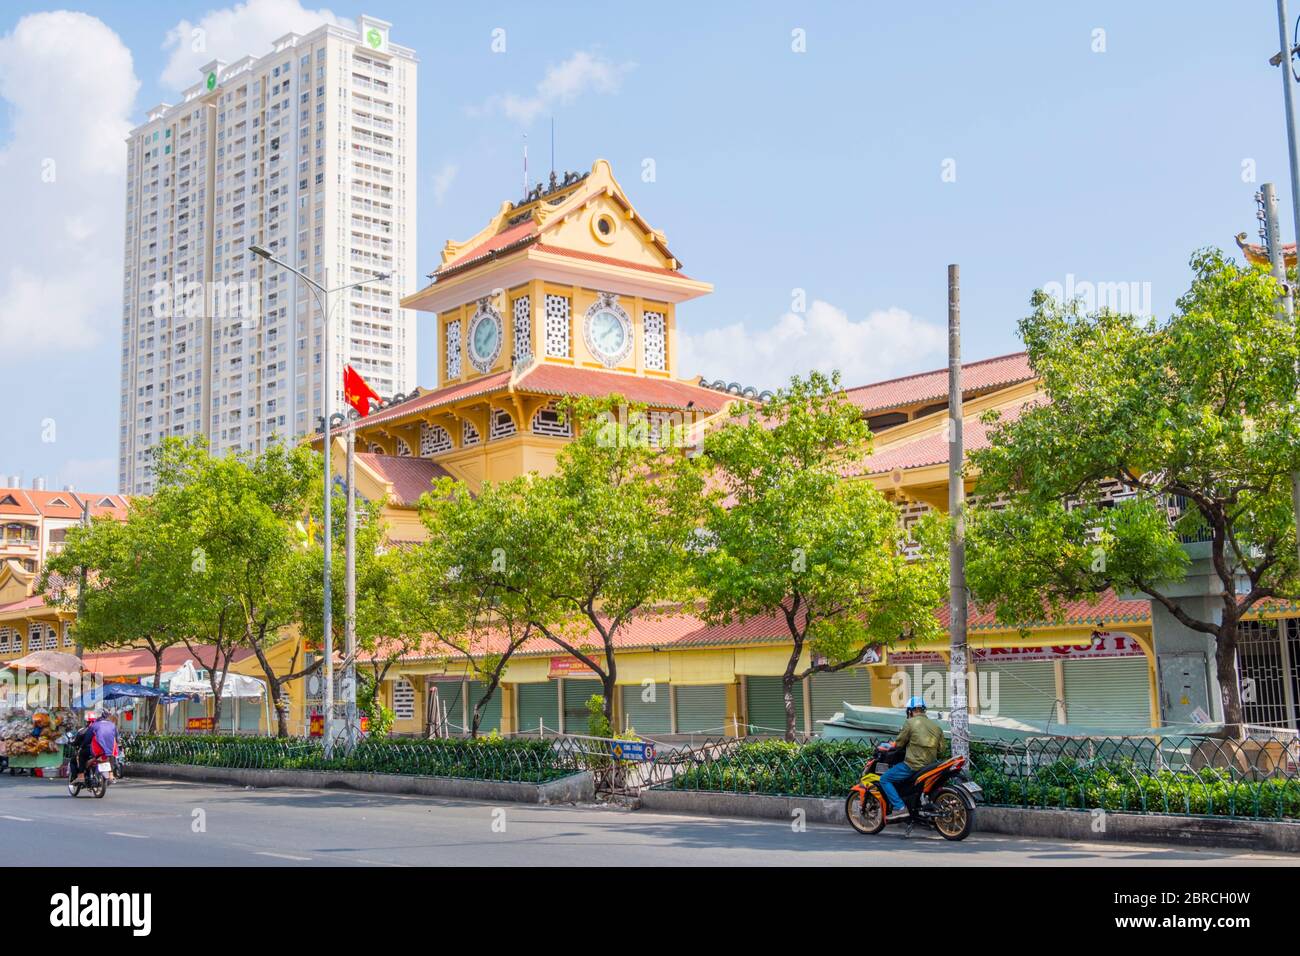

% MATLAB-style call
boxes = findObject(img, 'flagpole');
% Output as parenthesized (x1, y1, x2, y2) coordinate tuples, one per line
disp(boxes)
(344, 412, 358, 754)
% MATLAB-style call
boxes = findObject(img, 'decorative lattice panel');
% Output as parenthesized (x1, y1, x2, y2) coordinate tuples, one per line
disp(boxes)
(445, 319, 461, 379)
(396, 438, 412, 457)
(513, 295, 532, 365)
(0, 628, 12, 653)
(62, 623, 73, 647)
(419, 422, 452, 456)
(393, 678, 416, 720)
(531, 404, 573, 438)
(643, 310, 667, 371)
(463, 419, 481, 446)
(544, 294, 570, 358)
(490, 408, 518, 440)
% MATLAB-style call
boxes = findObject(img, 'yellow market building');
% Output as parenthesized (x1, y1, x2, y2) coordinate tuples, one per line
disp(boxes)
(278, 159, 1195, 740)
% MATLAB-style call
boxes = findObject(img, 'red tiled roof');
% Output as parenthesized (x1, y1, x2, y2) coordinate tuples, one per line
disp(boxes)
(375, 589, 1155, 664)
(0, 489, 128, 519)
(327, 369, 515, 435)
(81, 644, 256, 679)
(356, 454, 455, 506)
(435, 221, 539, 278)
(0, 594, 50, 615)
(844, 352, 1035, 415)
(946, 589, 1152, 632)
(0, 490, 36, 516)
(851, 397, 1035, 476)
(516, 365, 729, 413)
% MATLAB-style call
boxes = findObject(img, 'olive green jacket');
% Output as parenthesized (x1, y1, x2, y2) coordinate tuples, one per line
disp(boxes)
(894, 714, 945, 771)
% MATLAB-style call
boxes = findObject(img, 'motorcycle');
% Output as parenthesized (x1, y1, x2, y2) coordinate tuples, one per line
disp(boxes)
(845, 741, 980, 841)
(67, 754, 116, 799)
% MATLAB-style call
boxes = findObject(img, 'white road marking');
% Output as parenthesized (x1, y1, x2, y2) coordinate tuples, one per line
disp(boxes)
(354, 858, 408, 867)
(106, 831, 149, 839)
(255, 851, 312, 861)
(0, 815, 33, 822)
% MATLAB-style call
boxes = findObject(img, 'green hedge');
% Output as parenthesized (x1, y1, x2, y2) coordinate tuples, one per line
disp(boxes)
(123, 734, 578, 783)
(665, 739, 1300, 821)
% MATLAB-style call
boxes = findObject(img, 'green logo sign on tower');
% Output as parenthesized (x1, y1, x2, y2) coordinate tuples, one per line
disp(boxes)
(366, 28, 383, 49)
(206, 72, 217, 91)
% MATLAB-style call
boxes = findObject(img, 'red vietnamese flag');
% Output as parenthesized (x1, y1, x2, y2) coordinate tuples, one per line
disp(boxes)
(343, 364, 382, 417)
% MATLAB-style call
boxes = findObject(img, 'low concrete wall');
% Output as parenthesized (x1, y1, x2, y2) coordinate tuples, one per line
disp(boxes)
(128, 762, 595, 805)
(638, 788, 1300, 853)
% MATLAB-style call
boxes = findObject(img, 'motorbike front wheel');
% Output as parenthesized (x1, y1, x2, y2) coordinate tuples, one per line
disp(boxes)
(932, 786, 974, 841)
(66, 781, 81, 797)
(845, 789, 886, 835)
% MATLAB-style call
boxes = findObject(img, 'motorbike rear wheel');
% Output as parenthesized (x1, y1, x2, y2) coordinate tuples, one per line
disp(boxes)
(932, 787, 973, 841)
(845, 789, 886, 835)
(91, 774, 108, 799)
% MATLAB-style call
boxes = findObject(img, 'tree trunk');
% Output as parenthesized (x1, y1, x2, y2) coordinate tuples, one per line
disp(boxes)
(266, 679, 289, 738)
(150, 656, 163, 733)
(781, 668, 799, 743)
(1215, 623, 1245, 737)
(601, 672, 617, 731)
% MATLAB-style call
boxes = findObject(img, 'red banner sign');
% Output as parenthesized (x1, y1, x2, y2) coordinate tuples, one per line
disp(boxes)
(309, 713, 370, 737)
(186, 716, 215, 731)
(548, 656, 600, 678)
(973, 632, 1144, 663)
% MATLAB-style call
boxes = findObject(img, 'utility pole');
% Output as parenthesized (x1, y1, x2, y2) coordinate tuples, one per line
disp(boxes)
(1272, 1, 1300, 573)
(947, 264, 970, 760)
(343, 417, 358, 754)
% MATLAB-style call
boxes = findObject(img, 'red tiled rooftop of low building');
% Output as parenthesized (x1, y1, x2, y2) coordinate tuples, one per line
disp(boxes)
(844, 351, 1035, 415)
(356, 454, 456, 507)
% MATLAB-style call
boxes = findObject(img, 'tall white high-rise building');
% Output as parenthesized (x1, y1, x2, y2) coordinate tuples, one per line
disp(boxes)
(119, 15, 417, 493)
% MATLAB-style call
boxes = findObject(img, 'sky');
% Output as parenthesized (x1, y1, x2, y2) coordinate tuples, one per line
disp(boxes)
(0, 0, 1294, 493)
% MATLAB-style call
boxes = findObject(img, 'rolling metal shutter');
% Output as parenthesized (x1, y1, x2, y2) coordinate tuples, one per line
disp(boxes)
(975, 660, 1058, 726)
(430, 679, 465, 732)
(745, 676, 803, 735)
(621, 683, 671, 735)
(516, 682, 558, 735)
(1063, 658, 1151, 734)
(809, 668, 873, 726)
(562, 678, 604, 734)
(466, 680, 502, 734)
(674, 684, 727, 734)
(914, 664, 952, 710)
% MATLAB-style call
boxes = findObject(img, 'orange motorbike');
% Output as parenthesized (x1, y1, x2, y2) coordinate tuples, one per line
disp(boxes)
(845, 742, 979, 841)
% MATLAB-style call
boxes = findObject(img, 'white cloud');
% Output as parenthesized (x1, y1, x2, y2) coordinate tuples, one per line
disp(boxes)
(679, 301, 947, 392)
(160, 0, 350, 90)
(477, 50, 633, 125)
(432, 162, 458, 205)
(0, 12, 138, 352)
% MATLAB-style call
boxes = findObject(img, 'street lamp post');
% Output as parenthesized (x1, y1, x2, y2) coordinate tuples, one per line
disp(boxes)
(249, 245, 389, 756)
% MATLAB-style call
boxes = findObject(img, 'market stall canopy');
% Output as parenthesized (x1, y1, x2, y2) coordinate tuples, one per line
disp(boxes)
(167, 660, 266, 699)
(2, 650, 85, 676)
(73, 682, 166, 709)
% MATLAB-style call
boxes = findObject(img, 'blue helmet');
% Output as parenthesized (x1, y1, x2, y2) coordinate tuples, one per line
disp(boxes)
(906, 695, 926, 712)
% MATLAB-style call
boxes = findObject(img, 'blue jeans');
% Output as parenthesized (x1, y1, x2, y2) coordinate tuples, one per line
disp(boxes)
(879, 762, 915, 812)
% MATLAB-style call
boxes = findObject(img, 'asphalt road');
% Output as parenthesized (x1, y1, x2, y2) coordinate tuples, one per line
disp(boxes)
(1, 774, 1296, 867)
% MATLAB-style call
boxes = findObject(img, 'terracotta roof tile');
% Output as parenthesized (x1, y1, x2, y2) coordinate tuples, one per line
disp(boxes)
(851, 397, 1034, 476)
(434, 221, 538, 278)
(81, 644, 256, 678)
(532, 243, 686, 277)
(844, 352, 1034, 415)
(356, 454, 455, 506)
(516, 365, 729, 413)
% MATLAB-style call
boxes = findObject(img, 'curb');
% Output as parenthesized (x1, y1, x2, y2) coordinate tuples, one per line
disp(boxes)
(637, 788, 1300, 853)
(127, 762, 595, 804)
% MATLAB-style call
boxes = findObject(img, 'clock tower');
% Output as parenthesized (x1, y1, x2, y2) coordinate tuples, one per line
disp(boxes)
(324, 159, 730, 496)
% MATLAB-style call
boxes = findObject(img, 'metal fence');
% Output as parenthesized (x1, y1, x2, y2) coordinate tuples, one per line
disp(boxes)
(121, 733, 588, 783)
(122, 730, 1300, 820)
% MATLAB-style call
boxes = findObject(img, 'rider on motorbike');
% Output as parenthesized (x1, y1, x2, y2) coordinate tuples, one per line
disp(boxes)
(878, 695, 945, 821)
(90, 713, 119, 768)
(70, 712, 97, 782)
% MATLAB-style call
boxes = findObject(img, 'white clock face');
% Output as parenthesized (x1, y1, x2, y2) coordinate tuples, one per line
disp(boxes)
(467, 305, 503, 371)
(589, 309, 626, 357)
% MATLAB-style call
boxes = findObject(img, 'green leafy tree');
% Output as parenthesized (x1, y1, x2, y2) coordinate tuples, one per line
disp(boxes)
(696, 372, 949, 741)
(40, 503, 191, 729)
(152, 437, 323, 735)
(966, 250, 1300, 731)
